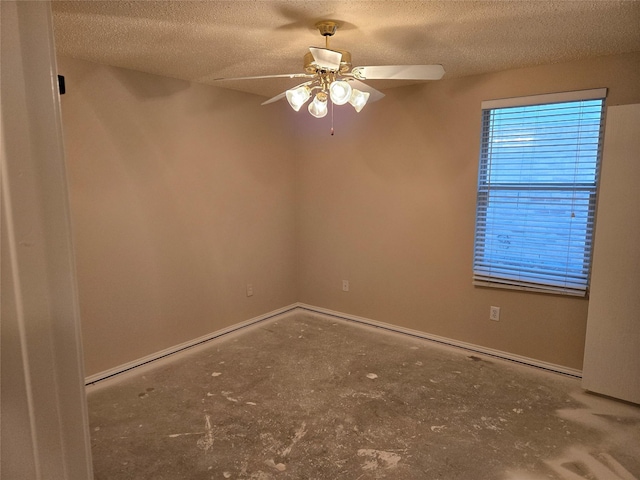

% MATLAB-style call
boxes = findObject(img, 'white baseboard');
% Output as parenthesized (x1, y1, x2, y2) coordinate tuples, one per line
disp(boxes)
(84, 304, 298, 385)
(86, 302, 581, 384)
(296, 303, 583, 379)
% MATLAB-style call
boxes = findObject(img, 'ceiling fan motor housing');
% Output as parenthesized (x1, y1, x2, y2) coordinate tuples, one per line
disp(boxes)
(304, 49, 352, 74)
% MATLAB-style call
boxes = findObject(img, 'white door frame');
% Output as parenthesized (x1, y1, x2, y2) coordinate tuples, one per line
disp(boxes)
(1, 2, 94, 478)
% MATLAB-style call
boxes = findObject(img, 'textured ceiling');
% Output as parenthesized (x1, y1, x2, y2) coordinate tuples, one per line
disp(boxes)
(52, 1, 640, 99)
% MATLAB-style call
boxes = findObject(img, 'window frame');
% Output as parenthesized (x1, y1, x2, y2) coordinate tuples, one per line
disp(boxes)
(473, 88, 607, 297)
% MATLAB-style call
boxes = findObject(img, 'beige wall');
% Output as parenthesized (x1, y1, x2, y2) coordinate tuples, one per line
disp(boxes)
(61, 52, 640, 376)
(58, 58, 297, 376)
(295, 52, 640, 370)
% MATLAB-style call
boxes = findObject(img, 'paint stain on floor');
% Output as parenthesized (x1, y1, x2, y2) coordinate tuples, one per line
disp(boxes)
(358, 449, 402, 470)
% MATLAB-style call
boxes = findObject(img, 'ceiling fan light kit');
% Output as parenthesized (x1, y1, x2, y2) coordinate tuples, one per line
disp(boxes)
(349, 89, 370, 113)
(285, 85, 311, 111)
(329, 80, 352, 105)
(216, 20, 445, 122)
(308, 92, 328, 118)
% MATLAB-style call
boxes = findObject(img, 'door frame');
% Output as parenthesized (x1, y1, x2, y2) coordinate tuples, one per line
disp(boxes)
(1, 2, 93, 478)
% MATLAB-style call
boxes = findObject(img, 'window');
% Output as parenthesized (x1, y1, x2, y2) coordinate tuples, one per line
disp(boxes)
(473, 89, 606, 296)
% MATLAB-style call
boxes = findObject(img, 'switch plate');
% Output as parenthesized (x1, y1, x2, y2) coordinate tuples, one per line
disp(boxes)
(342, 280, 349, 292)
(246, 284, 253, 297)
(490, 306, 500, 321)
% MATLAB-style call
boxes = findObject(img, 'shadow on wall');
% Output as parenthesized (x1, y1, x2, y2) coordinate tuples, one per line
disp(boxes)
(111, 65, 190, 98)
(109, 62, 256, 115)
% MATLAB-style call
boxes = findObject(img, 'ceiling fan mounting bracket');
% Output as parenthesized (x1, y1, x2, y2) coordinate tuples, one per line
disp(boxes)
(315, 20, 338, 37)
(351, 67, 365, 80)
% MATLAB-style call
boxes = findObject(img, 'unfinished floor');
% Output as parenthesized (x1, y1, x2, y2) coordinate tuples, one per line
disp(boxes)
(86, 311, 640, 480)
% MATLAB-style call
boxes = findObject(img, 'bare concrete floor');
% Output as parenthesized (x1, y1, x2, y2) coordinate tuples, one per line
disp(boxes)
(86, 311, 640, 480)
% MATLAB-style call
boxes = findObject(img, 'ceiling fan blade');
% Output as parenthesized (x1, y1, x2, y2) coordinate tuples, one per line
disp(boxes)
(309, 47, 342, 70)
(260, 80, 314, 106)
(351, 65, 445, 81)
(213, 73, 314, 82)
(261, 91, 287, 105)
(347, 79, 385, 103)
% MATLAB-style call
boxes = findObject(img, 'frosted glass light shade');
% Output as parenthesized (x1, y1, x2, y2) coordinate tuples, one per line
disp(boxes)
(285, 86, 311, 111)
(348, 89, 370, 112)
(329, 80, 352, 105)
(308, 94, 328, 118)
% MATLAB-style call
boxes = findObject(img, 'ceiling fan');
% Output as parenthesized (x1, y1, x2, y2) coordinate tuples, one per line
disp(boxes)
(214, 20, 445, 119)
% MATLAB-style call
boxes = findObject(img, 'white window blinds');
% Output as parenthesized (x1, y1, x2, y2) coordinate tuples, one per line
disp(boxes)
(473, 89, 606, 296)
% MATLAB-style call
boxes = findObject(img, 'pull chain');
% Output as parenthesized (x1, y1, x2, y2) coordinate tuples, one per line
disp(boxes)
(325, 32, 333, 135)
(331, 100, 334, 135)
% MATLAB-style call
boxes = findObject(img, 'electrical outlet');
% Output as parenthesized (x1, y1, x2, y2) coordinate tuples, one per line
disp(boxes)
(342, 280, 349, 292)
(489, 306, 500, 321)
(246, 284, 253, 297)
